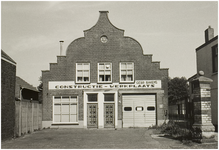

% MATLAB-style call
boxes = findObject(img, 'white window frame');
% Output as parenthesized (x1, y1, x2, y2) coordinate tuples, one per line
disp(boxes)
(97, 62, 112, 83)
(120, 62, 134, 83)
(76, 63, 90, 83)
(53, 96, 78, 124)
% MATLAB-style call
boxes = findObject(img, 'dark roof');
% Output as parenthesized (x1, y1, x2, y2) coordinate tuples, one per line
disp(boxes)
(16, 76, 38, 92)
(188, 73, 213, 82)
(188, 74, 197, 81)
(196, 35, 218, 51)
(1, 49, 16, 64)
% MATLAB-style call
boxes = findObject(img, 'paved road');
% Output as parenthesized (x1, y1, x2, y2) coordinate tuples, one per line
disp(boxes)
(1, 128, 218, 149)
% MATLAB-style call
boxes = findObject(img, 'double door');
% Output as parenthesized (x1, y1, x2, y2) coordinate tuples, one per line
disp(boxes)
(87, 103, 115, 128)
(123, 94, 156, 127)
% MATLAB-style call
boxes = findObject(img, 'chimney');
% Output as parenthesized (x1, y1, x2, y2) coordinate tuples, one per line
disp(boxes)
(59, 41, 64, 56)
(205, 26, 214, 43)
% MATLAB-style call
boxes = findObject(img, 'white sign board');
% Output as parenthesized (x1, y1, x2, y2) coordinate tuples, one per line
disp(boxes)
(49, 81, 75, 89)
(48, 80, 161, 90)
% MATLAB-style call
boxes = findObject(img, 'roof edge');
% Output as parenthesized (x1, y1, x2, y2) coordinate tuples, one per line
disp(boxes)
(1, 49, 16, 65)
(196, 35, 218, 51)
(84, 11, 124, 33)
(99, 11, 109, 13)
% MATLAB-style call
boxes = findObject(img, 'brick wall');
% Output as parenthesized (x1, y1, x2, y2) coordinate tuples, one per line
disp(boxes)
(42, 11, 169, 122)
(196, 38, 218, 126)
(1, 60, 16, 141)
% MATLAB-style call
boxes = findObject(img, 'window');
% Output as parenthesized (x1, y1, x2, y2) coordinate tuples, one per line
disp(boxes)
(212, 45, 218, 73)
(124, 107, 132, 111)
(53, 96, 77, 123)
(178, 103, 185, 115)
(88, 94, 98, 102)
(147, 106, 155, 111)
(98, 63, 112, 82)
(104, 94, 114, 101)
(76, 63, 90, 83)
(136, 106, 144, 111)
(192, 81, 199, 93)
(120, 62, 134, 82)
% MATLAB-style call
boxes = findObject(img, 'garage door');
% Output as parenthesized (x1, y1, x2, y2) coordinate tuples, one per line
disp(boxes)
(123, 95, 156, 127)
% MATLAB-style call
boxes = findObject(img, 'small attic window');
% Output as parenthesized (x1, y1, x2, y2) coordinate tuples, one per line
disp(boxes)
(100, 35, 108, 43)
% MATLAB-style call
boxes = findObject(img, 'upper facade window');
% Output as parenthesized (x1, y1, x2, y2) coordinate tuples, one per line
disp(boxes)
(76, 63, 90, 83)
(98, 63, 112, 83)
(212, 44, 218, 73)
(120, 62, 134, 82)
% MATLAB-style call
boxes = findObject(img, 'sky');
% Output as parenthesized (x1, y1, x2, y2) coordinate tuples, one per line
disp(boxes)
(1, 1, 218, 87)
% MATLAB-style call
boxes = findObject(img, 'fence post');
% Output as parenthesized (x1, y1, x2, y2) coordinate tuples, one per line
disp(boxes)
(32, 100, 33, 132)
(26, 102, 27, 134)
(37, 103, 39, 129)
(19, 101, 21, 136)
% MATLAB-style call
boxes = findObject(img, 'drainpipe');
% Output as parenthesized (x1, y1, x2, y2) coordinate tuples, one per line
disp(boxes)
(19, 86, 23, 100)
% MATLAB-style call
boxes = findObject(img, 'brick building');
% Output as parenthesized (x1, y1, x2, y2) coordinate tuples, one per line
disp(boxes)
(1, 50, 16, 140)
(42, 11, 169, 128)
(189, 26, 218, 130)
(15, 76, 39, 101)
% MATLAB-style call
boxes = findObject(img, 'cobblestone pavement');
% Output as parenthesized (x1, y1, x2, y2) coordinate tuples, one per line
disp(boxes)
(1, 128, 218, 149)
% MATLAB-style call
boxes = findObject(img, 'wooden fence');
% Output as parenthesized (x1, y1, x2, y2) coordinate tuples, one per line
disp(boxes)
(15, 100, 42, 137)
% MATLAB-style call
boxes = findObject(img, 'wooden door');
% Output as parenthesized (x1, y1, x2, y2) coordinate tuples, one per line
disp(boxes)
(104, 103, 115, 128)
(87, 103, 98, 128)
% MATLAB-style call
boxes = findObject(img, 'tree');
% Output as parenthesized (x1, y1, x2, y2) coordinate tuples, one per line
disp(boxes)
(37, 76, 43, 92)
(168, 77, 189, 104)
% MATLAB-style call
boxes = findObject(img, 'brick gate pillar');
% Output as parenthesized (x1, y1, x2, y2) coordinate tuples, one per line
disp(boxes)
(190, 71, 215, 142)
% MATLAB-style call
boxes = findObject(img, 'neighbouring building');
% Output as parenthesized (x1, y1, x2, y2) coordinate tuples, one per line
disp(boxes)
(1, 50, 16, 140)
(15, 76, 39, 101)
(189, 26, 218, 131)
(42, 11, 169, 129)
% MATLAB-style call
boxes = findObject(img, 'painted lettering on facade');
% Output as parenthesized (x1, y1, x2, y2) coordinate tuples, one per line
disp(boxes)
(48, 80, 162, 90)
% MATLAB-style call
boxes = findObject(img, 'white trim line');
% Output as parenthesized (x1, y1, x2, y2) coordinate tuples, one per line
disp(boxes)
(1, 57, 16, 66)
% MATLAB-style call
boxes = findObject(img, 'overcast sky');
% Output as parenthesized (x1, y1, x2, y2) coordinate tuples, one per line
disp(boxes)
(1, 1, 218, 87)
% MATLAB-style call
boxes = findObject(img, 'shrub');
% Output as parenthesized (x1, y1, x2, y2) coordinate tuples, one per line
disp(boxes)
(160, 121, 193, 140)
(191, 127, 202, 140)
